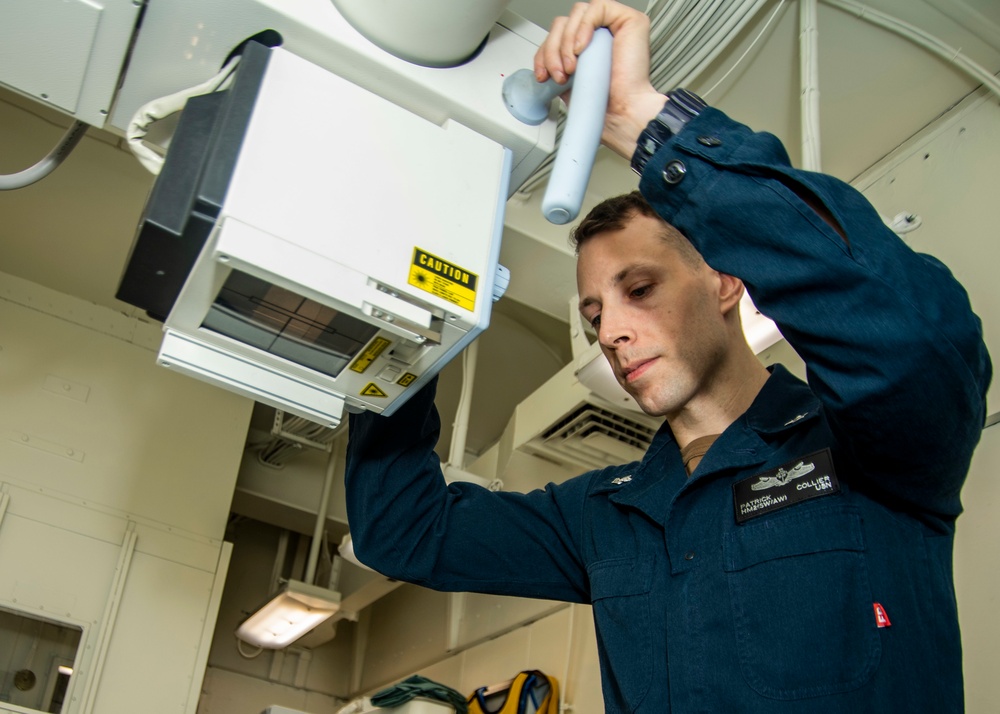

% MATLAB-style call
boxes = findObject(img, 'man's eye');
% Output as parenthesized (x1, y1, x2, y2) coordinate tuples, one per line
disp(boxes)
(590, 314, 601, 329)
(631, 284, 651, 298)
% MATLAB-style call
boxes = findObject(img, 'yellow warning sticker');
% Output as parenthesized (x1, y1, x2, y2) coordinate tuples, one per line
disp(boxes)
(408, 248, 478, 312)
(361, 383, 388, 398)
(397, 372, 418, 387)
(350, 336, 391, 374)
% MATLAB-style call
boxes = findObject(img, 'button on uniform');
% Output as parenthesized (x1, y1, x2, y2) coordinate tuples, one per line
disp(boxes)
(697, 135, 722, 147)
(662, 160, 687, 185)
(684, 551, 696, 561)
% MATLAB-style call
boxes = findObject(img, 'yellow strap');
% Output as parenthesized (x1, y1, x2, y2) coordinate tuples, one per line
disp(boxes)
(467, 671, 559, 714)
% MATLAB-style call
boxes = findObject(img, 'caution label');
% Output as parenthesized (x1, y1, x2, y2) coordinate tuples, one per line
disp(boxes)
(350, 336, 391, 374)
(408, 248, 478, 311)
(361, 383, 388, 398)
(397, 372, 418, 387)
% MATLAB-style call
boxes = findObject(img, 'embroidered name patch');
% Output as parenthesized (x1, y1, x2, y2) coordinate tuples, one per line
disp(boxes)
(732, 448, 840, 523)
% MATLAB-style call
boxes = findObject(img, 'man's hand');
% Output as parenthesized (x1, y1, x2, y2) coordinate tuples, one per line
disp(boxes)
(534, 0, 666, 160)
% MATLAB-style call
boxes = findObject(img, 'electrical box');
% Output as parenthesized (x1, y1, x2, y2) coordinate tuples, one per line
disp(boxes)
(0, 0, 141, 127)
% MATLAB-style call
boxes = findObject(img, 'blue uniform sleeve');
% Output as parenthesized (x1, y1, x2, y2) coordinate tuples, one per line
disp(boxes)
(344, 377, 591, 602)
(639, 107, 992, 517)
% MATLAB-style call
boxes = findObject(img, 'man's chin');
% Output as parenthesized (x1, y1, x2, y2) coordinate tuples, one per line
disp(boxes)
(636, 401, 665, 418)
(617, 379, 663, 417)
(625, 390, 657, 417)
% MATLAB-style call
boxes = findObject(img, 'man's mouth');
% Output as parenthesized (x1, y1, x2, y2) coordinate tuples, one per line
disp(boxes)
(621, 358, 656, 383)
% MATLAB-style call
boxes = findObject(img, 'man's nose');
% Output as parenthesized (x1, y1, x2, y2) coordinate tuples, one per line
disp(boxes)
(598, 310, 632, 348)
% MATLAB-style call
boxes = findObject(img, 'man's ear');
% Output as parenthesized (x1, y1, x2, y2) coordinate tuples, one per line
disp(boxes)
(717, 272, 745, 315)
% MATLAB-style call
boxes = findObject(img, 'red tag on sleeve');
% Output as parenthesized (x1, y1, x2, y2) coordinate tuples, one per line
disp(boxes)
(873, 602, 891, 628)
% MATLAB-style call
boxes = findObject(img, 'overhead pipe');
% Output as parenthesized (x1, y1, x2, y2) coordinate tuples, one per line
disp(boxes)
(448, 338, 479, 469)
(305, 442, 339, 584)
(0, 121, 87, 190)
(800, 0, 822, 171)
(676, 0, 771, 88)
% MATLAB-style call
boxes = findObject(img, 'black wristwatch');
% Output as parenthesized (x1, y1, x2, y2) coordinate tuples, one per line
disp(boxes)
(630, 89, 707, 176)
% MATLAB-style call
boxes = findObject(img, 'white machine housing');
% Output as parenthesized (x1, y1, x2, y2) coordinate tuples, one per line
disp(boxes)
(156, 46, 511, 427)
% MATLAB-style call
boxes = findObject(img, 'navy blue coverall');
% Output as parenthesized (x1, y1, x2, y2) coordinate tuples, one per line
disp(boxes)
(345, 108, 992, 712)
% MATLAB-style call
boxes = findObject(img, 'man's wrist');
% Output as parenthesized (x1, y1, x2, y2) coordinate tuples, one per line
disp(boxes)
(630, 89, 707, 176)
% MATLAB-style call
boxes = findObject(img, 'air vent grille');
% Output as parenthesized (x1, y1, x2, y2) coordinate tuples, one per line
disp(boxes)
(525, 403, 660, 471)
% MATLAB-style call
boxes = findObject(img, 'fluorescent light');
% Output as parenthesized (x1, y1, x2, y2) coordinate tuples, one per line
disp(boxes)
(236, 580, 341, 649)
(58, 666, 74, 676)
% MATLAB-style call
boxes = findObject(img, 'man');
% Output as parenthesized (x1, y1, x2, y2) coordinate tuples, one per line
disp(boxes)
(345, 1, 991, 711)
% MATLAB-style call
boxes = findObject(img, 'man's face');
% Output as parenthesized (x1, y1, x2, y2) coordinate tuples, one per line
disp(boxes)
(575, 213, 733, 418)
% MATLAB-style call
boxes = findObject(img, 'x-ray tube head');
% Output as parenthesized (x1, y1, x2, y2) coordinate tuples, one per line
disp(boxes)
(119, 43, 512, 427)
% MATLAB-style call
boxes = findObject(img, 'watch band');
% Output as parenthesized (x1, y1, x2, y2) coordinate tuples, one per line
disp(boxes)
(630, 89, 707, 176)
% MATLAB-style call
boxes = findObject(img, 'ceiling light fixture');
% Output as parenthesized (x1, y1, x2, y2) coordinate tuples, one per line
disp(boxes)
(235, 579, 341, 649)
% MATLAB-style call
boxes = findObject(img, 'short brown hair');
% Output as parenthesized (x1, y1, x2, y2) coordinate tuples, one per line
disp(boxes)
(570, 190, 703, 268)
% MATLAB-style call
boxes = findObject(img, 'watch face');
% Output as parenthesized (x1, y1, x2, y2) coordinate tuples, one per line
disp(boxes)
(14, 669, 37, 691)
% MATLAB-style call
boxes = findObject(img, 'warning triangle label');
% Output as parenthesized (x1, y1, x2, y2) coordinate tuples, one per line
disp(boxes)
(361, 383, 388, 398)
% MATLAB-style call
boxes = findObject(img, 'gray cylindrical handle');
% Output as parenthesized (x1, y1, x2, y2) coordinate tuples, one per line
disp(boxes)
(541, 28, 613, 225)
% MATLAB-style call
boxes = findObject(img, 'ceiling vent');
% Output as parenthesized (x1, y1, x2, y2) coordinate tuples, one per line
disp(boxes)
(495, 355, 663, 477)
(527, 402, 658, 472)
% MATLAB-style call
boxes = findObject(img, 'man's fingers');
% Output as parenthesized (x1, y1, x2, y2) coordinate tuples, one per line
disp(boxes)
(536, 15, 569, 83)
(559, 2, 594, 78)
(537, 2, 609, 84)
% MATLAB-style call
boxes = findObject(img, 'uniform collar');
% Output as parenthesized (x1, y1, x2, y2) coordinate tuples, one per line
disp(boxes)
(598, 364, 821, 525)
(603, 428, 685, 526)
(589, 425, 678, 498)
(686, 365, 822, 477)
(742, 364, 822, 434)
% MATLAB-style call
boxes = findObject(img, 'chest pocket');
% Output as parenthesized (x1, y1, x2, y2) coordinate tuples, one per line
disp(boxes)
(723, 504, 880, 699)
(588, 557, 653, 711)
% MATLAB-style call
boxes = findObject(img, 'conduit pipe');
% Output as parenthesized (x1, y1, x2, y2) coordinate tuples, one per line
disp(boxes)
(449, 337, 479, 469)
(271, 529, 290, 593)
(649, 0, 764, 87)
(800, 0, 822, 171)
(0, 120, 87, 190)
(673, 0, 770, 88)
(305, 445, 338, 584)
(656, 0, 725, 78)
